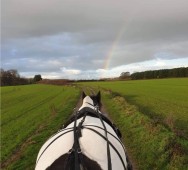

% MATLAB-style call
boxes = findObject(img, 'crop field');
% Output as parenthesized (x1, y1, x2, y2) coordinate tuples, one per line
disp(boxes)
(79, 78, 188, 137)
(1, 78, 188, 170)
(78, 78, 188, 169)
(1, 84, 80, 169)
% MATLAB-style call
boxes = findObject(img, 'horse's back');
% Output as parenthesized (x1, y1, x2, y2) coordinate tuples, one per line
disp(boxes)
(36, 116, 127, 170)
(36, 128, 74, 170)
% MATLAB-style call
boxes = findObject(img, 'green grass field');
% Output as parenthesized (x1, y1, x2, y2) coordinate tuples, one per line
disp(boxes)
(102, 91, 188, 169)
(77, 78, 188, 169)
(1, 78, 188, 169)
(78, 78, 188, 138)
(1, 84, 80, 169)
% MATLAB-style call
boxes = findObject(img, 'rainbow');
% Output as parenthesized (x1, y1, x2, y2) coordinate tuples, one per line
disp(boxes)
(102, 11, 137, 72)
(103, 26, 126, 71)
(100, 26, 127, 79)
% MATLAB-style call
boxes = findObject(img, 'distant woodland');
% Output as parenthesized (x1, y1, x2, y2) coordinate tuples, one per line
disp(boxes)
(131, 67, 188, 80)
(0, 67, 187, 86)
(0, 69, 42, 86)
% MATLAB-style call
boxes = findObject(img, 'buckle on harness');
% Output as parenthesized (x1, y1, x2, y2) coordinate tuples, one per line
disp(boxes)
(77, 148, 82, 154)
(67, 148, 82, 154)
(68, 149, 74, 154)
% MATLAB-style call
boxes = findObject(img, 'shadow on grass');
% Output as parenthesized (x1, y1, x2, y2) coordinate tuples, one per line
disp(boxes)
(108, 90, 188, 140)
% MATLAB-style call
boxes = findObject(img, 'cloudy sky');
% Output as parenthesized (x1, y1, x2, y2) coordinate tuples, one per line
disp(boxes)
(2, 0, 188, 79)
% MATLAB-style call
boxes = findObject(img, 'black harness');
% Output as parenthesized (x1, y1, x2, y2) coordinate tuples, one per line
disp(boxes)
(36, 106, 131, 170)
(63, 106, 127, 170)
(63, 107, 122, 139)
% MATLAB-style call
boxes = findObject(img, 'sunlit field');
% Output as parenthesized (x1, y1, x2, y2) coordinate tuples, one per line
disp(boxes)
(1, 84, 80, 169)
(78, 78, 188, 137)
(1, 78, 188, 169)
(78, 78, 188, 169)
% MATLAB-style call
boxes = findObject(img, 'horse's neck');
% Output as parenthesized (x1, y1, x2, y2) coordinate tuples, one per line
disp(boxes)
(79, 96, 95, 111)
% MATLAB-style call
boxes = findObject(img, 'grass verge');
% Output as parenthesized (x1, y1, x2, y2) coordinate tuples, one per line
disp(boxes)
(101, 89, 188, 170)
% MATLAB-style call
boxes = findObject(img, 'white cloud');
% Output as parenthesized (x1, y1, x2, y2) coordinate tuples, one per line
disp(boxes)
(60, 67, 81, 75)
(155, 59, 166, 67)
(30, 58, 187, 80)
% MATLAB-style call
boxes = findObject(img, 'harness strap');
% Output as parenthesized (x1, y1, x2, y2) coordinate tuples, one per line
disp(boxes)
(95, 107, 112, 170)
(36, 107, 128, 170)
(48, 127, 74, 141)
(73, 112, 80, 170)
(36, 129, 74, 165)
(83, 125, 126, 155)
(84, 104, 126, 170)
(68, 111, 87, 170)
(84, 127, 127, 170)
(63, 107, 122, 139)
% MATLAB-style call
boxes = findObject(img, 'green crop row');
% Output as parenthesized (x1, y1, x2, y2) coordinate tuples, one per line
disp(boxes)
(1, 84, 80, 169)
(78, 78, 188, 139)
(1, 78, 188, 169)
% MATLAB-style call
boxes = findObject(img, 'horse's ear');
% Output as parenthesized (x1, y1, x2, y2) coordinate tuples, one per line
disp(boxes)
(82, 91, 86, 99)
(96, 91, 101, 103)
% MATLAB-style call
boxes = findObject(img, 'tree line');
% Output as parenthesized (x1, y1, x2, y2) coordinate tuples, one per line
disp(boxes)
(0, 69, 42, 86)
(1, 67, 187, 86)
(131, 67, 188, 80)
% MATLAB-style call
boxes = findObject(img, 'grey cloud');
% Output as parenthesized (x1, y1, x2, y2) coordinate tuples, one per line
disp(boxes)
(2, 0, 188, 78)
(3, 0, 188, 40)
